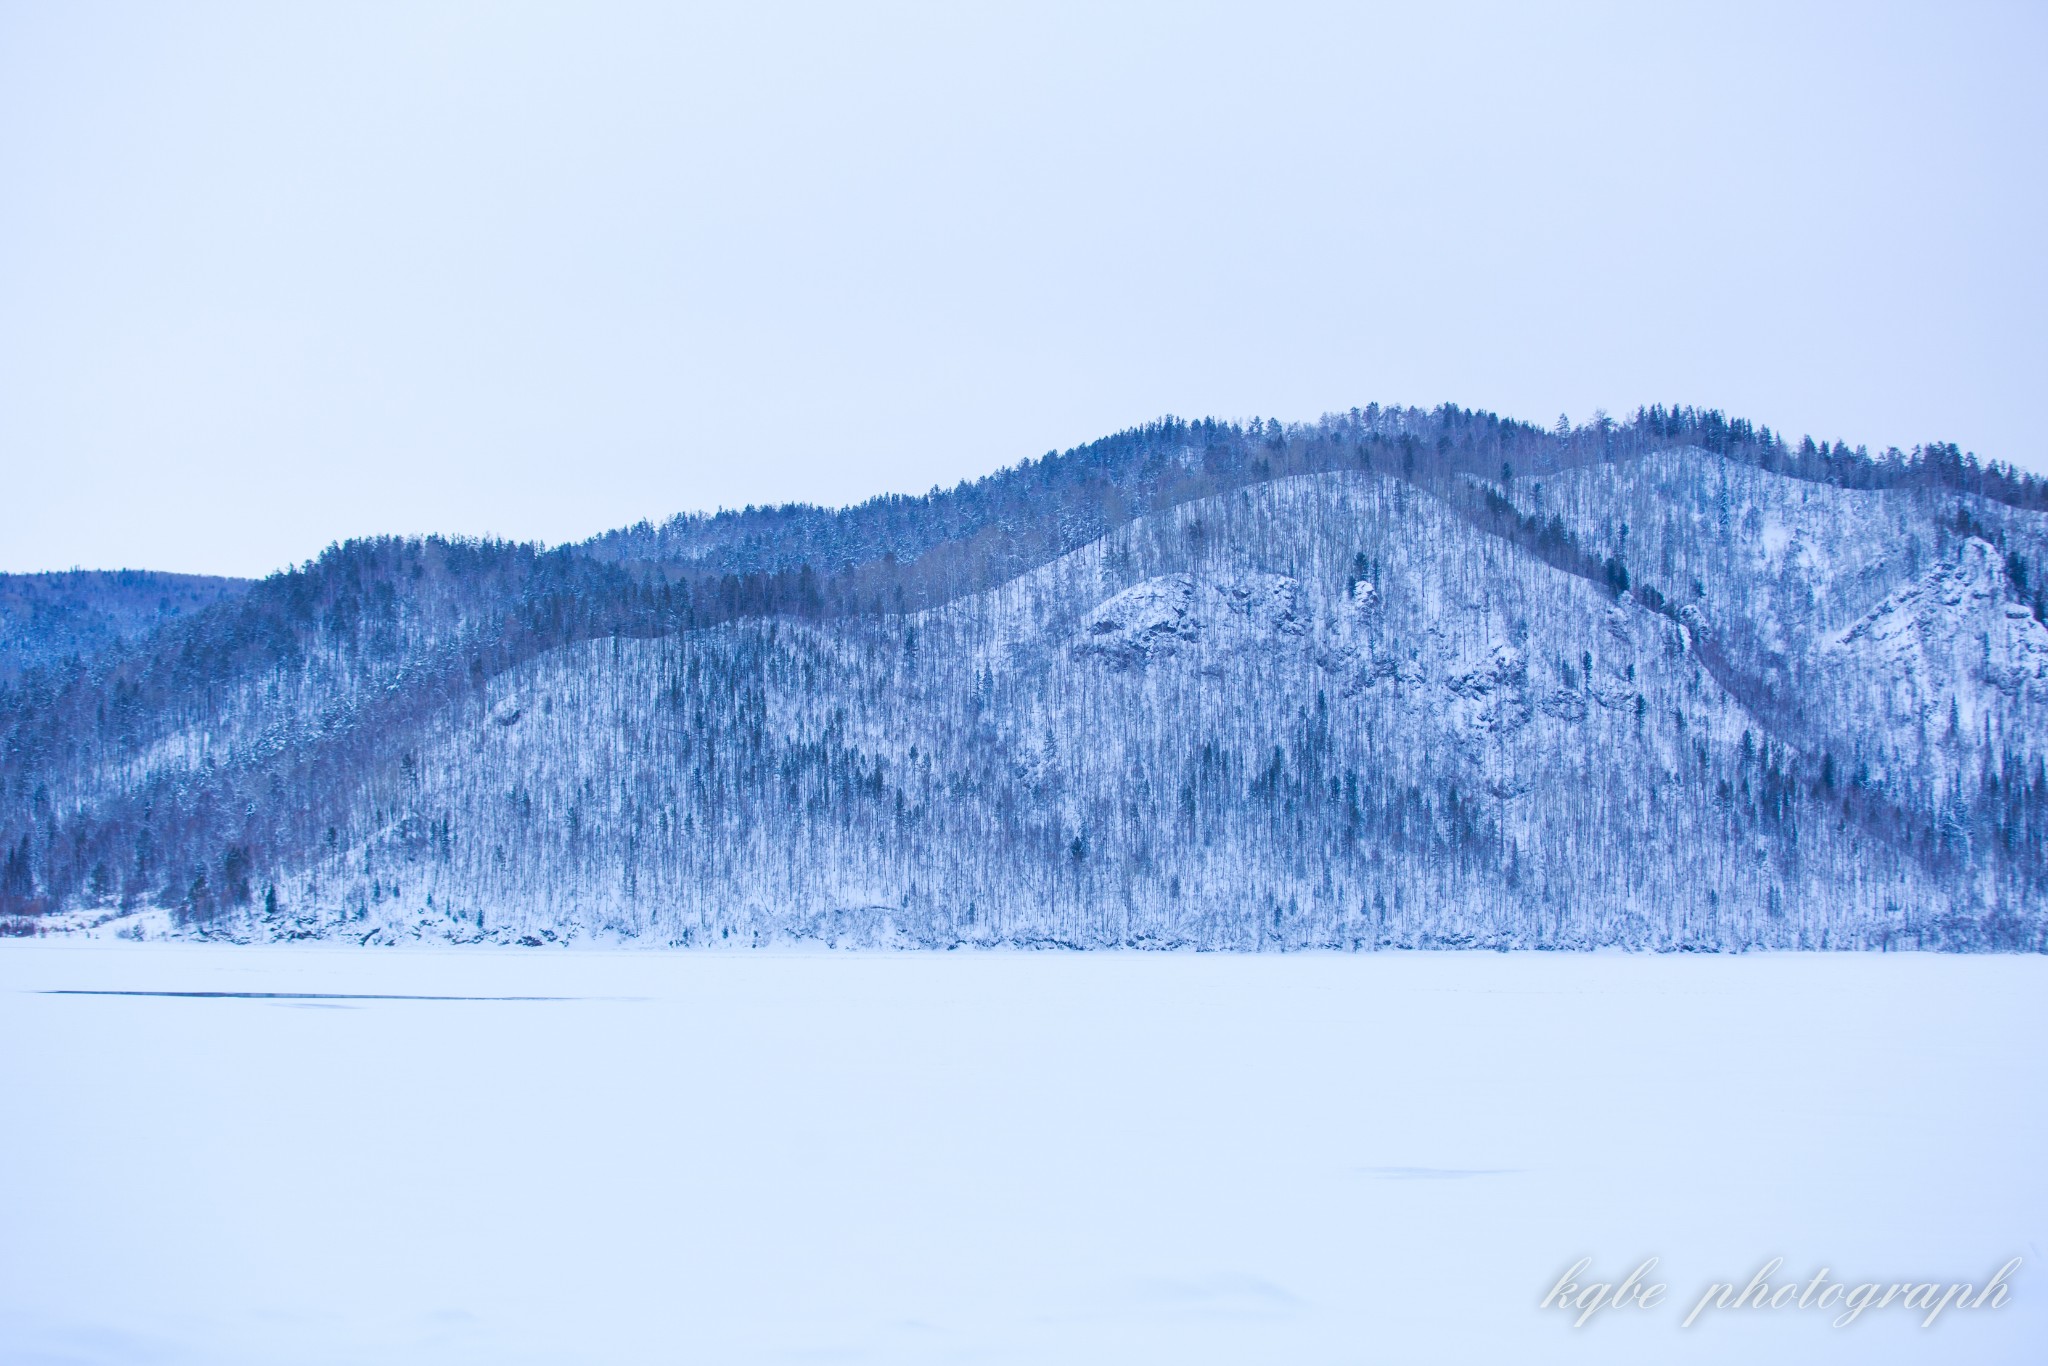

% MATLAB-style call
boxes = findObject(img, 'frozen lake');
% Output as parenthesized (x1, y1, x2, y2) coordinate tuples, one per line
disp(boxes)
(3, 943, 2042, 1364)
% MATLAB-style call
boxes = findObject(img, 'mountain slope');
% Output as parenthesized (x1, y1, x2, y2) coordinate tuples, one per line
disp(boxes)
(243, 470, 2044, 949)
(5, 409, 2046, 948)
(1508, 451, 2048, 832)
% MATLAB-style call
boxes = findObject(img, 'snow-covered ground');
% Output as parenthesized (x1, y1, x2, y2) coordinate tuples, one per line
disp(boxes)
(2, 943, 2042, 1364)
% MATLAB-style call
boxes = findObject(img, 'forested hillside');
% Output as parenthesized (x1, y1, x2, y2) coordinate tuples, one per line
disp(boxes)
(0, 570, 249, 682)
(3, 404, 2045, 949)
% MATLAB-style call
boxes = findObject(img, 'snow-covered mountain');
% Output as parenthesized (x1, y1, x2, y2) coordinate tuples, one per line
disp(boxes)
(5, 406, 2045, 949)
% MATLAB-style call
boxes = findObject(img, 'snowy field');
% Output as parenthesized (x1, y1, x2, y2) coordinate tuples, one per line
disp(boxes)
(3, 944, 2043, 1365)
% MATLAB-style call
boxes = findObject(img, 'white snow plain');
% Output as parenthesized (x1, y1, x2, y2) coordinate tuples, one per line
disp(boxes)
(2, 943, 2043, 1365)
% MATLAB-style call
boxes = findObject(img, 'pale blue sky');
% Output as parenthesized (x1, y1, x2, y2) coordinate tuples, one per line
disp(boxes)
(3, 1, 2044, 577)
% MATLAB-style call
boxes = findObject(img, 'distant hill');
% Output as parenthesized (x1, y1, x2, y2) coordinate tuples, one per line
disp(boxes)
(3, 404, 2044, 949)
(0, 569, 250, 682)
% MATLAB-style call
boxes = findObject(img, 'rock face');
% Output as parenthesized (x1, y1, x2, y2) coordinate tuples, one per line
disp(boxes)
(1074, 572, 1306, 669)
(6, 440, 2048, 952)
(1832, 538, 2048, 710)
(1075, 575, 1205, 667)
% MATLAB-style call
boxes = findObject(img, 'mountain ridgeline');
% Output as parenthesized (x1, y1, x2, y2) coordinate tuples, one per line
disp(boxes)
(4, 404, 2047, 950)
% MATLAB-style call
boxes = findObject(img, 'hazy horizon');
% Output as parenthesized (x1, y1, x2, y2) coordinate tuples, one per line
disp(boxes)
(0, 397, 2015, 583)
(5, 1, 2045, 578)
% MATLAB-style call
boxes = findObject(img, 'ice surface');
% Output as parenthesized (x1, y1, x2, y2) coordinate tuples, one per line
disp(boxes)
(2, 943, 2042, 1364)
